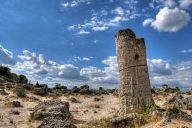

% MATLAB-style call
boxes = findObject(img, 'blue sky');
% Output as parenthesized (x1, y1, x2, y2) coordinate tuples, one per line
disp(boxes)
(0, 0, 192, 89)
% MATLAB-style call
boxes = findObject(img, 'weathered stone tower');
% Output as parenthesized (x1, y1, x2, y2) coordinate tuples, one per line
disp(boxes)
(115, 28, 154, 115)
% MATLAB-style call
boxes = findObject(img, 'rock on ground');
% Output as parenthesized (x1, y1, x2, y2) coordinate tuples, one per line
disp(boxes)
(30, 99, 71, 120)
(10, 101, 22, 107)
(111, 113, 145, 128)
(33, 84, 48, 96)
(15, 87, 26, 97)
(38, 116, 76, 128)
(0, 114, 15, 128)
(0, 89, 8, 95)
(182, 96, 192, 110)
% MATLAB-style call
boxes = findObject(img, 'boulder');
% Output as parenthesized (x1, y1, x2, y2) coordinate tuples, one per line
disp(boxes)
(71, 86, 80, 93)
(168, 93, 192, 110)
(33, 84, 48, 96)
(182, 96, 192, 110)
(38, 116, 76, 128)
(161, 104, 192, 123)
(79, 88, 91, 95)
(161, 109, 172, 126)
(168, 92, 183, 103)
(111, 113, 145, 128)
(95, 90, 105, 95)
(80, 85, 89, 90)
(31, 99, 71, 120)
(89, 89, 96, 94)
(15, 87, 26, 97)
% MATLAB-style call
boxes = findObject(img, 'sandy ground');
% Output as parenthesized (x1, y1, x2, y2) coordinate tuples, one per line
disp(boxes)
(59, 95, 119, 122)
(0, 90, 192, 128)
(0, 90, 119, 128)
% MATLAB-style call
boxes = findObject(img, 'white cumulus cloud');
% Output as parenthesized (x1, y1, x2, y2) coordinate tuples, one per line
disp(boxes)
(179, 0, 192, 9)
(0, 45, 15, 65)
(74, 56, 92, 62)
(180, 49, 192, 53)
(13, 50, 86, 83)
(80, 56, 118, 86)
(1, 45, 191, 89)
(147, 59, 172, 76)
(142, 18, 154, 27)
(67, 1, 141, 33)
(61, 0, 91, 8)
(111, 7, 124, 16)
(78, 30, 90, 35)
(143, 7, 190, 32)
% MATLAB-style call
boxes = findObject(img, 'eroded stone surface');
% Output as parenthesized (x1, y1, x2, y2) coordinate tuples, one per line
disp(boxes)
(31, 99, 71, 120)
(115, 28, 154, 115)
(111, 113, 145, 128)
(38, 116, 76, 128)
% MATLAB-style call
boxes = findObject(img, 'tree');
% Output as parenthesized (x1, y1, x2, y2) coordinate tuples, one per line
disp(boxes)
(175, 86, 180, 91)
(0, 66, 11, 75)
(36, 81, 39, 86)
(18, 74, 28, 84)
(53, 83, 67, 90)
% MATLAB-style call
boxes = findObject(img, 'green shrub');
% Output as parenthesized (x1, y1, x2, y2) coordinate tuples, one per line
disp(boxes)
(36, 81, 39, 86)
(53, 83, 67, 90)
(175, 86, 180, 91)
(18, 74, 28, 83)
(0, 66, 11, 75)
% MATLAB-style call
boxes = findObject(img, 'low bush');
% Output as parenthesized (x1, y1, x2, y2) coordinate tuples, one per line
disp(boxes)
(53, 83, 67, 90)
(0, 66, 11, 75)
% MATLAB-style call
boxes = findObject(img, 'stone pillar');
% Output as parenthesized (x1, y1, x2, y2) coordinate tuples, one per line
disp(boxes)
(115, 28, 154, 115)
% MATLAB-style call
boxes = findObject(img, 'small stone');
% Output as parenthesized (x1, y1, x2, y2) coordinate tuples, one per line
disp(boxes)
(83, 110, 89, 113)
(10, 109, 20, 115)
(10, 119, 14, 124)
(69, 97, 79, 103)
(94, 97, 100, 102)
(94, 104, 100, 108)
(12, 101, 22, 107)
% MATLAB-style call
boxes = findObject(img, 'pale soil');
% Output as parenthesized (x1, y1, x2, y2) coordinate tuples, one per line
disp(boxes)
(0, 90, 192, 128)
